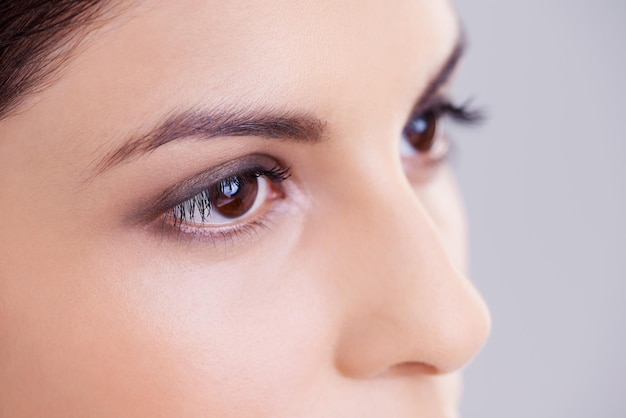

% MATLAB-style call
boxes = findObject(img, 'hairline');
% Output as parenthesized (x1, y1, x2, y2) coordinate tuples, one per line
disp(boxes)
(0, 1, 133, 120)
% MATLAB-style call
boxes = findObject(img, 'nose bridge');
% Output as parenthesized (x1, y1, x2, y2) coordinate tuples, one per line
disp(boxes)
(330, 162, 491, 378)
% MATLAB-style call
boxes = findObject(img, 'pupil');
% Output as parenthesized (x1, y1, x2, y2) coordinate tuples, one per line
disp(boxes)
(214, 177, 258, 218)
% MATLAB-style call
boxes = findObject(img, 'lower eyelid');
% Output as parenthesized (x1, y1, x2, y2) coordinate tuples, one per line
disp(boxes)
(157, 204, 288, 249)
(401, 136, 453, 182)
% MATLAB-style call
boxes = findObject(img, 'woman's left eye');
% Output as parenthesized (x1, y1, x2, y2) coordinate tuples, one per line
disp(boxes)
(400, 99, 482, 162)
(400, 107, 447, 159)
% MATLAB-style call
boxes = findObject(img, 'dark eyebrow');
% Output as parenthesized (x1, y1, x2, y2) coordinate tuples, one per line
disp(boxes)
(413, 32, 466, 112)
(94, 106, 326, 173)
(94, 32, 464, 175)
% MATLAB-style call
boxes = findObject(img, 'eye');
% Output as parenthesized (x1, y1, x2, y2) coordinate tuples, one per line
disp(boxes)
(400, 99, 483, 162)
(400, 107, 448, 160)
(171, 176, 267, 227)
(165, 165, 290, 231)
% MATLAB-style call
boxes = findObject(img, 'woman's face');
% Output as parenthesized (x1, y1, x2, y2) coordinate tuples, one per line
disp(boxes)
(0, 1, 490, 416)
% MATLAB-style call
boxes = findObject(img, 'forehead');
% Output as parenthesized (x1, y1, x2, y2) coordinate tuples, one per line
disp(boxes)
(10, 0, 459, 163)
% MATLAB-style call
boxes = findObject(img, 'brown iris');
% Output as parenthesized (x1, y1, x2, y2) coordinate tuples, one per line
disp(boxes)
(213, 177, 259, 218)
(405, 109, 439, 152)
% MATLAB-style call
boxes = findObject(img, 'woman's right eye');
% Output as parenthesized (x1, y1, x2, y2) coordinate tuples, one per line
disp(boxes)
(164, 164, 291, 234)
(170, 175, 268, 226)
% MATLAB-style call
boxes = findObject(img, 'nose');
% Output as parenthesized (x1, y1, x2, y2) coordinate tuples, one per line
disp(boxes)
(329, 164, 491, 378)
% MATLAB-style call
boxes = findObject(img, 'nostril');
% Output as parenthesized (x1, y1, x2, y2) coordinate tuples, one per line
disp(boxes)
(380, 361, 439, 378)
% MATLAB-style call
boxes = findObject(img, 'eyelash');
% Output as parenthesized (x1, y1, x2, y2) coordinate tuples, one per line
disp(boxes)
(158, 98, 482, 242)
(429, 99, 483, 123)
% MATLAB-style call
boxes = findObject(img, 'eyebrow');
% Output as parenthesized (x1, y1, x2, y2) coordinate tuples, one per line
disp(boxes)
(413, 32, 465, 112)
(94, 106, 326, 173)
(94, 33, 465, 175)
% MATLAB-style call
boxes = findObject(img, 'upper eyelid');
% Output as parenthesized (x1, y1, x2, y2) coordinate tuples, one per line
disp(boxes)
(412, 93, 453, 115)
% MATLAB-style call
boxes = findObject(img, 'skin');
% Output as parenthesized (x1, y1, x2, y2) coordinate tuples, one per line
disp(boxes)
(0, 1, 491, 417)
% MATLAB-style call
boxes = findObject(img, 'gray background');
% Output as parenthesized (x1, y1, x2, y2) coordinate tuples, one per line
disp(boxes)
(451, 1, 626, 417)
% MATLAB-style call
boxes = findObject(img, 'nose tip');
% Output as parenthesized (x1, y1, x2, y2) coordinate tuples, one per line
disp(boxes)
(330, 174, 491, 379)
(407, 271, 491, 375)
(334, 262, 491, 378)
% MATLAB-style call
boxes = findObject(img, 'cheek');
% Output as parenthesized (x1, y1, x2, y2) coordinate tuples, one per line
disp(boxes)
(0, 226, 328, 417)
(60, 238, 332, 416)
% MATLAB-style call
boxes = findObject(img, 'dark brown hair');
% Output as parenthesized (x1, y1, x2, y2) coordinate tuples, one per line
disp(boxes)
(0, 1, 111, 119)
